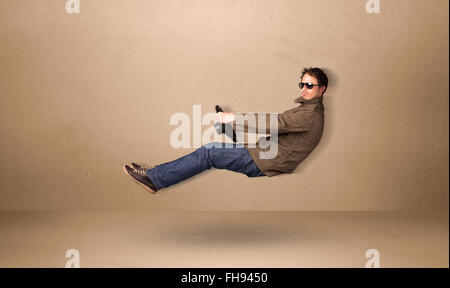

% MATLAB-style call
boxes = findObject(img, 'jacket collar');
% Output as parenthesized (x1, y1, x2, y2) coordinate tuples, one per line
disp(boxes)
(294, 95, 324, 105)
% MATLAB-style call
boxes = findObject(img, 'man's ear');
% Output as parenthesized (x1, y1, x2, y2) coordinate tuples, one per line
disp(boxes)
(320, 86, 326, 96)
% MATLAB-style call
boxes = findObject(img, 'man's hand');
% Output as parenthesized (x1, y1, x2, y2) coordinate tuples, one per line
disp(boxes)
(216, 112, 236, 124)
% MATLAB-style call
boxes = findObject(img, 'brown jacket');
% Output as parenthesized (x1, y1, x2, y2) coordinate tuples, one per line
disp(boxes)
(232, 95, 325, 177)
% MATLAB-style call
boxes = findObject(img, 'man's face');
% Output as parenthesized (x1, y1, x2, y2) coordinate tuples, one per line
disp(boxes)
(300, 74, 325, 100)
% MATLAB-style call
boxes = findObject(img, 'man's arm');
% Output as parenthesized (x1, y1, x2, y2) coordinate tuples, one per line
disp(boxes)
(218, 107, 314, 134)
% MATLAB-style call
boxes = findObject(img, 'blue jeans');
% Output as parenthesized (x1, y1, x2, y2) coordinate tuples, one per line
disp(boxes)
(146, 142, 266, 190)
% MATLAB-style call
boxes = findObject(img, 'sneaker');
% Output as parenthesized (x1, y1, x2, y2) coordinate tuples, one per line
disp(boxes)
(131, 162, 153, 170)
(123, 165, 158, 194)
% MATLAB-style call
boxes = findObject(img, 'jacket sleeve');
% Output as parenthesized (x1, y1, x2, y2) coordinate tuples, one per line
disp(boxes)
(231, 105, 315, 134)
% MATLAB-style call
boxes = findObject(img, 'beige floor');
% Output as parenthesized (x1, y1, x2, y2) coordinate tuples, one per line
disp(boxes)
(0, 211, 447, 268)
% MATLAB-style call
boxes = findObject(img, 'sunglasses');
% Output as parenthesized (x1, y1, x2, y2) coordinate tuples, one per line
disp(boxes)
(299, 82, 321, 89)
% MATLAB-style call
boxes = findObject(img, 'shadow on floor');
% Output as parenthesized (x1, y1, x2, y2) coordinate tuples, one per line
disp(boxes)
(145, 218, 323, 247)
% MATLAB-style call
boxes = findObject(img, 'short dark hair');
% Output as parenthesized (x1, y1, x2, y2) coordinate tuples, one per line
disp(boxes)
(301, 67, 328, 95)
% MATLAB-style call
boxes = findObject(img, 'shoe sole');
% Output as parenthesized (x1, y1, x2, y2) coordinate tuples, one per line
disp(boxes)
(122, 165, 157, 194)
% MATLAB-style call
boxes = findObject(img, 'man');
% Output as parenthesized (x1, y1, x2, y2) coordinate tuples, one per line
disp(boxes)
(123, 67, 328, 193)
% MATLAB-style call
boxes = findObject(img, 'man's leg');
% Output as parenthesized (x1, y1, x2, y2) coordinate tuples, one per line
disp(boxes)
(146, 142, 265, 190)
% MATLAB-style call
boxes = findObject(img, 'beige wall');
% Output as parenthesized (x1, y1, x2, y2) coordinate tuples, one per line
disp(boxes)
(0, 0, 448, 211)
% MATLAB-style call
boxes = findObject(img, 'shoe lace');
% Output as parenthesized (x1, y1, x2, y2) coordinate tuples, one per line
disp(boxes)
(132, 168, 147, 176)
(140, 165, 154, 170)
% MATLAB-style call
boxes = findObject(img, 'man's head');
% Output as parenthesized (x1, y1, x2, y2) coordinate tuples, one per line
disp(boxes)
(300, 67, 328, 100)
